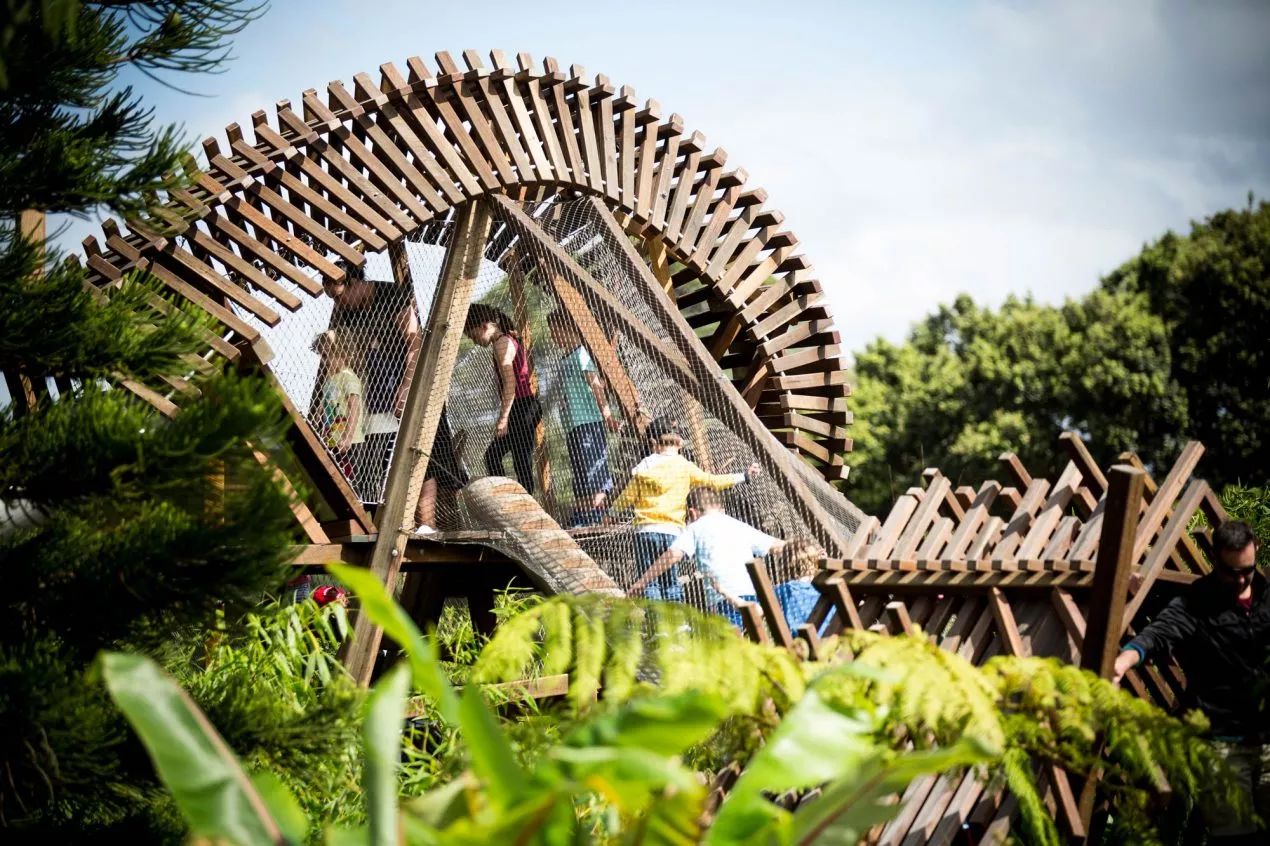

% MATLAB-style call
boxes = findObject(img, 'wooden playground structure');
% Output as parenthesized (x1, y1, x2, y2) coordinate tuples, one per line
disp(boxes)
(57, 49, 1229, 843)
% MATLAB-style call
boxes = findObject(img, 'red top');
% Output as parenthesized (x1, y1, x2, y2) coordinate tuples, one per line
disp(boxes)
(501, 333, 534, 399)
(1237, 592, 1254, 613)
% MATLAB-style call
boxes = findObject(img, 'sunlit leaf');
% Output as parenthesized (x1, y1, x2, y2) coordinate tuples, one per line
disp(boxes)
(101, 651, 287, 846)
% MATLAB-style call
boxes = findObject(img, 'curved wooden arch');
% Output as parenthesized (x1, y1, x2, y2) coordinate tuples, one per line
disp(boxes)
(79, 49, 851, 484)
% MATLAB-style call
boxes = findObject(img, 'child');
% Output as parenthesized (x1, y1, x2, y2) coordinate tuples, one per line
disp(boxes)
(312, 330, 365, 480)
(464, 304, 542, 494)
(629, 486, 783, 609)
(772, 539, 828, 634)
(547, 312, 621, 527)
(611, 418, 759, 600)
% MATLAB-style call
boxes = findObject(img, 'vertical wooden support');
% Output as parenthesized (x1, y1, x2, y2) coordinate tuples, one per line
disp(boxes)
(1075, 464, 1145, 837)
(1080, 465, 1145, 679)
(342, 201, 493, 686)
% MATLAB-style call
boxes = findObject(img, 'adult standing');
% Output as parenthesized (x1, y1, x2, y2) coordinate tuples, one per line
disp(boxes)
(322, 269, 419, 502)
(1112, 521, 1268, 844)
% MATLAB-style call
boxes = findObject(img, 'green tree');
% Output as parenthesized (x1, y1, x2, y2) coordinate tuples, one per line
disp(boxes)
(0, 1, 300, 835)
(1102, 199, 1270, 487)
(847, 290, 1182, 514)
(847, 201, 1269, 516)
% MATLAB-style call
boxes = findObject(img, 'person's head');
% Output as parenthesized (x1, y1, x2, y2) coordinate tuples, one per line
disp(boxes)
(464, 303, 515, 346)
(547, 310, 580, 349)
(311, 584, 349, 607)
(322, 267, 374, 309)
(312, 329, 352, 367)
(686, 487, 724, 521)
(644, 416, 684, 453)
(1212, 520, 1259, 593)
(781, 539, 826, 580)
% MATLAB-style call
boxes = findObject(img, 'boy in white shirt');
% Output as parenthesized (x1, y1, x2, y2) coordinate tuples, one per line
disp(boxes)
(628, 487, 784, 610)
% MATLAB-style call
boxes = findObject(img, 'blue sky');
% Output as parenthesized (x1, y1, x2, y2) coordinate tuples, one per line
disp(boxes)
(56, 0, 1270, 355)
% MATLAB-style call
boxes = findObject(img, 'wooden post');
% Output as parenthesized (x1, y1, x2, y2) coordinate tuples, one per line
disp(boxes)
(342, 201, 493, 686)
(1075, 464, 1145, 838)
(1080, 465, 1146, 679)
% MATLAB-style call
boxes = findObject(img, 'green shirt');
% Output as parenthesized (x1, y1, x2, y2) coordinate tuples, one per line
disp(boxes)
(558, 345, 603, 430)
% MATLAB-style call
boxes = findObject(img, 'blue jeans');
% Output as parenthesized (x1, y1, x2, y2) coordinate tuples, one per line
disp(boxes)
(567, 421, 613, 499)
(634, 531, 682, 602)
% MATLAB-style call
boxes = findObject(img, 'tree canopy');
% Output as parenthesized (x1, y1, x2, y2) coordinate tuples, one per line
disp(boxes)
(846, 201, 1268, 515)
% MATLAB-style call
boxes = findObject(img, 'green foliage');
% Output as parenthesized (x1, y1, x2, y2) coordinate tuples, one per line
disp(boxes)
(1102, 200, 1270, 489)
(100, 650, 295, 846)
(174, 600, 364, 832)
(472, 595, 807, 717)
(847, 289, 1182, 514)
(1, 2, 297, 835)
(819, 630, 1246, 846)
(847, 201, 1268, 515)
(1217, 485, 1270, 568)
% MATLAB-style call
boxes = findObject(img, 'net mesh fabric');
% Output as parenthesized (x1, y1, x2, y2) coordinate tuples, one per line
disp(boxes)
(235, 194, 857, 627)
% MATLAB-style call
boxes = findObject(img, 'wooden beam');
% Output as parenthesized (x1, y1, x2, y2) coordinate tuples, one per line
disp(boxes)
(1080, 465, 1145, 679)
(582, 196, 853, 556)
(343, 201, 493, 686)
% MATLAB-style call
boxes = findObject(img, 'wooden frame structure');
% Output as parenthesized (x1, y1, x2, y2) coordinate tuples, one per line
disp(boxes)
(76, 50, 851, 486)
(738, 435, 1229, 843)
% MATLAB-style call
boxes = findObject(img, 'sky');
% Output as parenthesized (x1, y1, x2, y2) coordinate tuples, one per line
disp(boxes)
(54, 0, 1270, 357)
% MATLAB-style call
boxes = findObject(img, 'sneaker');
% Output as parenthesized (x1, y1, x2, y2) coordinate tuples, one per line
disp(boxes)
(412, 524, 437, 536)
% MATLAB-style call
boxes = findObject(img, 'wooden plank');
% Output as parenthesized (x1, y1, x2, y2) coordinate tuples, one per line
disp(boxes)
(1120, 480, 1208, 632)
(251, 113, 405, 240)
(1059, 430, 1108, 499)
(343, 201, 492, 685)
(738, 602, 769, 644)
(1129, 441, 1205, 564)
(748, 559, 794, 649)
(1080, 465, 1145, 680)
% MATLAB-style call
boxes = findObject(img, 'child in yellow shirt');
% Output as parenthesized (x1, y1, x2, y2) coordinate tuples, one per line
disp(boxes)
(609, 417, 758, 600)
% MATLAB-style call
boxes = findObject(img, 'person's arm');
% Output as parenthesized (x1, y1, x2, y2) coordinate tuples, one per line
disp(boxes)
(393, 305, 422, 417)
(629, 547, 687, 595)
(607, 474, 643, 518)
(1111, 596, 1198, 685)
(492, 334, 517, 438)
(688, 462, 748, 491)
(339, 392, 362, 453)
(584, 370, 620, 432)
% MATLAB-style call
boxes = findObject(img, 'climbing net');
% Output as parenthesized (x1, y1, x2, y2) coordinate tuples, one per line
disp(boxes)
(238, 194, 854, 630)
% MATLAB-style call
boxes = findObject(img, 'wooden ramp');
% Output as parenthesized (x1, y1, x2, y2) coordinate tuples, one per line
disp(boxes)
(457, 477, 624, 597)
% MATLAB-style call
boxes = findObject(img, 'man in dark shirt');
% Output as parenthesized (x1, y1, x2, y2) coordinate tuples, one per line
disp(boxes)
(1113, 521, 1267, 844)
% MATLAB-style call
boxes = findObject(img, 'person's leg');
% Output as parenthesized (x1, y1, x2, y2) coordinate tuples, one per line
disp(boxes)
(413, 477, 438, 533)
(1207, 741, 1258, 843)
(508, 397, 540, 494)
(484, 429, 512, 478)
(636, 533, 681, 602)
(567, 422, 611, 527)
(583, 421, 614, 512)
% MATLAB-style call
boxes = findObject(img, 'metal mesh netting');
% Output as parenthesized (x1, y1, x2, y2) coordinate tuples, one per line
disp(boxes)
(237, 194, 852, 630)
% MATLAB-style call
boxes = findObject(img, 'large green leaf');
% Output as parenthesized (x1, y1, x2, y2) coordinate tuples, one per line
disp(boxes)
(329, 563, 460, 722)
(457, 684, 525, 810)
(101, 651, 287, 846)
(705, 685, 880, 846)
(365, 663, 411, 846)
(251, 771, 308, 845)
